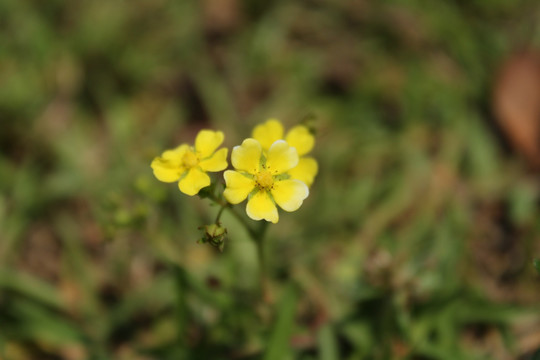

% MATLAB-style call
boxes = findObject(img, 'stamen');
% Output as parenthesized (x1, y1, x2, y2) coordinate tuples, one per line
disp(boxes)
(182, 150, 199, 168)
(255, 170, 274, 189)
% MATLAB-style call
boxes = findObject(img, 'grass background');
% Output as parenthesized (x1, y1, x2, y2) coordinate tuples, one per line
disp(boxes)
(1, 0, 540, 359)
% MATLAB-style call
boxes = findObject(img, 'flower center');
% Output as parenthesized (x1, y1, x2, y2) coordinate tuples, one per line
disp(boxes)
(182, 150, 199, 168)
(255, 170, 274, 189)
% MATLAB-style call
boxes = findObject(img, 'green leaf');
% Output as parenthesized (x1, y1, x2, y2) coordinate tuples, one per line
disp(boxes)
(10, 298, 84, 345)
(264, 286, 298, 360)
(534, 259, 540, 274)
(318, 325, 339, 360)
(0, 269, 63, 310)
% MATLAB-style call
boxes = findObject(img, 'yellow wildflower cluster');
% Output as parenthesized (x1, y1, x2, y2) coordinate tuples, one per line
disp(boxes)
(151, 119, 318, 223)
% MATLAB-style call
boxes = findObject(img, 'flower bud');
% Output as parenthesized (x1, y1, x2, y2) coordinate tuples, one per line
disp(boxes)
(198, 223, 227, 252)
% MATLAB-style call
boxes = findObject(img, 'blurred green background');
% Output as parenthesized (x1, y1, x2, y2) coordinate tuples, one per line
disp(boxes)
(2, 0, 540, 359)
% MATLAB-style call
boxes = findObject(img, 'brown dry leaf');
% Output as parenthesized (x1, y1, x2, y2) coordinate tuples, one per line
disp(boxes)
(461, 326, 513, 360)
(60, 344, 87, 360)
(493, 52, 540, 168)
(202, 0, 241, 35)
(19, 224, 61, 283)
(513, 317, 540, 357)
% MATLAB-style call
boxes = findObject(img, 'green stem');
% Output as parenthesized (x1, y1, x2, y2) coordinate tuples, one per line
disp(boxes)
(207, 193, 258, 239)
(206, 193, 270, 300)
(172, 263, 188, 359)
(214, 203, 226, 224)
(254, 221, 270, 301)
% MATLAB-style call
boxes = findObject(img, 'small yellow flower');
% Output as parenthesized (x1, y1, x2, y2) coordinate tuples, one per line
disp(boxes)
(252, 119, 318, 187)
(223, 138, 309, 223)
(151, 130, 228, 196)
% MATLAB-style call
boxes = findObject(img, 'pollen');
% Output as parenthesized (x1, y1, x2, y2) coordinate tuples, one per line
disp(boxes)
(255, 170, 274, 189)
(182, 150, 199, 168)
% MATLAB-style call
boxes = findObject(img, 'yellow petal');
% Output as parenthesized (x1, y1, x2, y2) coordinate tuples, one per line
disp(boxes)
(178, 168, 211, 196)
(231, 138, 262, 174)
(246, 190, 278, 223)
(285, 125, 314, 156)
(161, 144, 190, 165)
(265, 140, 298, 174)
(252, 119, 284, 150)
(195, 130, 225, 158)
(151, 157, 184, 182)
(288, 157, 318, 187)
(199, 148, 228, 172)
(223, 170, 255, 204)
(271, 179, 309, 212)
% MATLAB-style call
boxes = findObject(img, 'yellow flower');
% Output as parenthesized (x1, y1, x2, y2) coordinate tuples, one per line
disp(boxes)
(252, 119, 318, 187)
(223, 138, 309, 223)
(151, 130, 228, 196)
